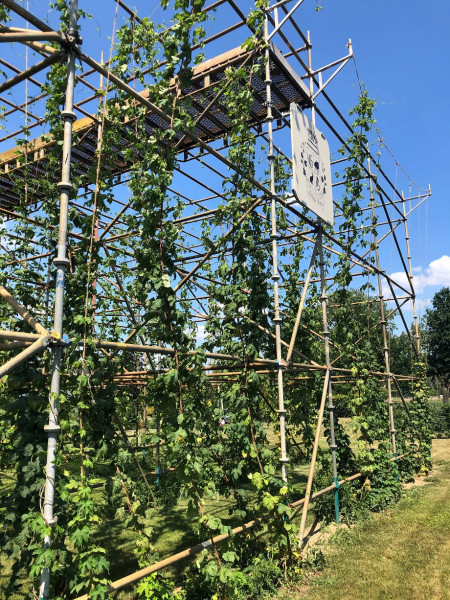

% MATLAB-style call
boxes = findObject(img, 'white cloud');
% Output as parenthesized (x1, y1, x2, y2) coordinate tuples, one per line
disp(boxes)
(381, 255, 450, 321)
(196, 325, 206, 342)
(382, 270, 413, 300)
(184, 324, 208, 345)
(386, 255, 450, 299)
(426, 255, 450, 286)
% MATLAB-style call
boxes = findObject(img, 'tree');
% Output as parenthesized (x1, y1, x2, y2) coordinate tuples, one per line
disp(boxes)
(426, 287, 450, 402)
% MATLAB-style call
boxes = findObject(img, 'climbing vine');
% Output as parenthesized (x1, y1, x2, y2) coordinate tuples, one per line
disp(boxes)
(0, 2, 432, 599)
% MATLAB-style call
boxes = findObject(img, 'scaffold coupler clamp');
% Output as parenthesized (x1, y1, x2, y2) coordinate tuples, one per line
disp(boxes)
(65, 28, 82, 46)
(49, 331, 71, 347)
(44, 513, 58, 527)
(44, 423, 61, 435)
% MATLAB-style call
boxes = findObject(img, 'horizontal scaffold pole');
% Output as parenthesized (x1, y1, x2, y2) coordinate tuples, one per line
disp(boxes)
(0, 332, 414, 383)
(93, 339, 276, 364)
(0, 330, 42, 341)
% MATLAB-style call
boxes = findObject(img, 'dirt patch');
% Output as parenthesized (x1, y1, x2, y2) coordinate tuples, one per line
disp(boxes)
(403, 476, 430, 490)
(301, 520, 343, 553)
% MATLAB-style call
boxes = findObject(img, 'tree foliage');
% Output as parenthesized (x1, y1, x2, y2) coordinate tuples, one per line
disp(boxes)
(426, 287, 450, 402)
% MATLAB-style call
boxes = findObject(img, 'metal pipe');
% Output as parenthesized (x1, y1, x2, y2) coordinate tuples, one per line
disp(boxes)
(0, 0, 53, 32)
(0, 341, 32, 349)
(265, 16, 288, 483)
(0, 30, 64, 42)
(0, 58, 44, 91)
(267, 0, 305, 41)
(0, 284, 48, 335)
(307, 52, 352, 78)
(93, 339, 277, 364)
(312, 56, 351, 100)
(39, 1, 78, 597)
(286, 236, 319, 363)
(269, 0, 298, 11)
(0, 330, 42, 341)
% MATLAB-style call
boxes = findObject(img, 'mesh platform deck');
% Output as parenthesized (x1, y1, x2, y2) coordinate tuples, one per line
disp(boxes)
(0, 43, 311, 210)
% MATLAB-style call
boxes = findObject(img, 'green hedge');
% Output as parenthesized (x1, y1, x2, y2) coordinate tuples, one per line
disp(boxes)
(393, 400, 450, 439)
(427, 401, 450, 438)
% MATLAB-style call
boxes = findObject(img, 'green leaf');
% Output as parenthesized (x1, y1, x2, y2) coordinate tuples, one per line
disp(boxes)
(222, 551, 237, 563)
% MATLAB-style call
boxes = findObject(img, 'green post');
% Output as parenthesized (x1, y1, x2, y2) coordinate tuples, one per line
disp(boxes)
(333, 476, 340, 523)
(393, 452, 399, 482)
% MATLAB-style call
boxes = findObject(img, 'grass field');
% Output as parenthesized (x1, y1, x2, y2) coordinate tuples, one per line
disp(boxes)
(0, 420, 340, 599)
(1, 430, 448, 599)
(277, 438, 450, 600)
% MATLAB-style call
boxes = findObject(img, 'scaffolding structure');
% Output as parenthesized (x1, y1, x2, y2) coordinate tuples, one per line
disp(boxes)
(0, 0, 431, 598)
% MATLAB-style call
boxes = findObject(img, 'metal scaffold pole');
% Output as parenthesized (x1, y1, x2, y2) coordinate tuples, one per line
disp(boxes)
(401, 191, 421, 355)
(39, 1, 78, 597)
(265, 16, 288, 483)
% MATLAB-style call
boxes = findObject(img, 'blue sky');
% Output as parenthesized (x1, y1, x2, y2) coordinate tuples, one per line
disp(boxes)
(78, 0, 450, 323)
(305, 0, 450, 320)
(1, 0, 448, 329)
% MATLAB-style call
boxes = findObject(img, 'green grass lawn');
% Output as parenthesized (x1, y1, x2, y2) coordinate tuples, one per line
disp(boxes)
(1, 427, 446, 600)
(0, 420, 324, 599)
(277, 439, 450, 600)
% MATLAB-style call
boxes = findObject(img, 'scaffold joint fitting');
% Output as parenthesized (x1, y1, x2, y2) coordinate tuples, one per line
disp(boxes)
(45, 515, 58, 526)
(57, 181, 73, 191)
(44, 424, 61, 433)
(53, 257, 70, 268)
(61, 109, 76, 121)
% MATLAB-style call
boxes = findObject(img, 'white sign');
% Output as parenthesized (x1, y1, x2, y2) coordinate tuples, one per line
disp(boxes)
(290, 104, 334, 225)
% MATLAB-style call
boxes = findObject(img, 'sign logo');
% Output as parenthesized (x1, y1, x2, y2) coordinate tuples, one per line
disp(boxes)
(290, 104, 333, 225)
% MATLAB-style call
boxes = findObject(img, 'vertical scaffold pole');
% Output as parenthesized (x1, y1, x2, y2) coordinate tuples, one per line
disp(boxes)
(317, 224, 340, 523)
(401, 191, 421, 355)
(39, 2, 78, 598)
(367, 159, 398, 476)
(264, 17, 288, 482)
